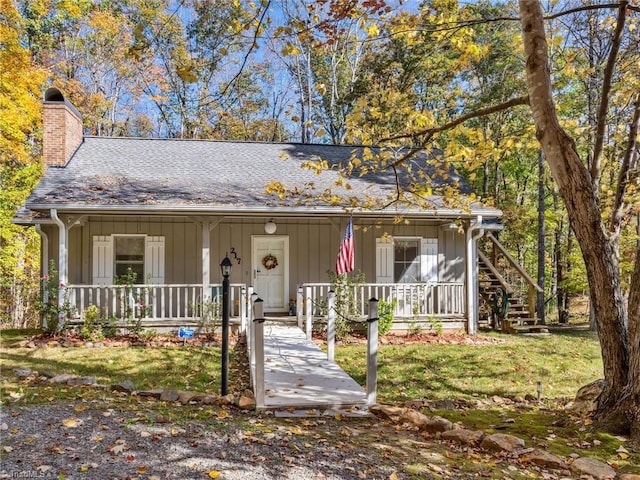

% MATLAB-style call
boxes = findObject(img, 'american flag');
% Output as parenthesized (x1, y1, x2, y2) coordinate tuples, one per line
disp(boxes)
(336, 217, 354, 275)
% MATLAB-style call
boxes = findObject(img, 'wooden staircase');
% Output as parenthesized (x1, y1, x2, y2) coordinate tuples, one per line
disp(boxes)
(478, 234, 547, 334)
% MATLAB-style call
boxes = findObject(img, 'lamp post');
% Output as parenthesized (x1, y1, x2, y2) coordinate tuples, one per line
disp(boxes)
(220, 255, 232, 396)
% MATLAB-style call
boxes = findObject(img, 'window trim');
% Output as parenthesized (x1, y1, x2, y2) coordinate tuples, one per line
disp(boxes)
(392, 236, 422, 283)
(113, 234, 146, 284)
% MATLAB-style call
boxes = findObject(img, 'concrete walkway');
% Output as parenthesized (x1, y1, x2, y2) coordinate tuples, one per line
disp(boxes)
(260, 324, 368, 410)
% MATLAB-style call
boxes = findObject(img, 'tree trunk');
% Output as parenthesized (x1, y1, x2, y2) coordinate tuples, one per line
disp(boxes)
(536, 149, 546, 324)
(519, 0, 632, 437)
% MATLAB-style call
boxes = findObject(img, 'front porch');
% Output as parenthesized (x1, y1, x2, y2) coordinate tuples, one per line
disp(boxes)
(61, 281, 468, 332)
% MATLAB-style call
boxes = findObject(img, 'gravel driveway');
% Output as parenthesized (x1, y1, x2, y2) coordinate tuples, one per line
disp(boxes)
(1, 401, 404, 480)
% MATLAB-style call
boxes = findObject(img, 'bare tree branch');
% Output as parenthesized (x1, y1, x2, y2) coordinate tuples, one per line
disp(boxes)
(591, 0, 628, 187)
(219, 1, 271, 99)
(610, 92, 640, 237)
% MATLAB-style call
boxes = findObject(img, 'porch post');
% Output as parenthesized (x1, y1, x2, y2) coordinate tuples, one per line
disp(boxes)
(50, 210, 68, 329)
(367, 298, 379, 406)
(305, 286, 313, 340)
(240, 286, 246, 332)
(253, 297, 265, 409)
(296, 287, 303, 329)
(50, 209, 68, 286)
(202, 219, 210, 303)
(327, 290, 336, 362)
(465, 216, 483, 335)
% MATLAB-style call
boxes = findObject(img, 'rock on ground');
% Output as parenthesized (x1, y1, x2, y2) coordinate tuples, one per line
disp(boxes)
(480, 433, 525, 452)
(570, 457, 616, 480)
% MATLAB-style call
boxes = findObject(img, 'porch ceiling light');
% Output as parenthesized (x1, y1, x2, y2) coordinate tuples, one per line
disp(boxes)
(220, 255, 232, 278)
(264, 219, 277, 234)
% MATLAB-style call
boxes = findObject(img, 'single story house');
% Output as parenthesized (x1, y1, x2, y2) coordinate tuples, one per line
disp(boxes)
(13, 88, 525, 334)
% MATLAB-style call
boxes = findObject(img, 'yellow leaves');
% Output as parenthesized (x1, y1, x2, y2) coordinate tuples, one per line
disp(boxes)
(62, 418, 79, 428)
(282, 42, 301, 56)
(74, 405, 87, 412)
(216, 410, 229, 420)
(208, 470, 221, 478)
(290, 425, 304, 435)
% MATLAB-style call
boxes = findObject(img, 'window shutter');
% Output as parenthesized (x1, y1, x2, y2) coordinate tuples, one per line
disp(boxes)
(420, 238, 438, 283)
(92, 236, 113, 285)
(145, 236, 165, 284)
(376, 238, 394, 283)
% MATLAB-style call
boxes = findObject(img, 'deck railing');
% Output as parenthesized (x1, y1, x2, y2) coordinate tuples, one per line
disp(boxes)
(298, 282, 465, 319)
(64, 283, 247, 322)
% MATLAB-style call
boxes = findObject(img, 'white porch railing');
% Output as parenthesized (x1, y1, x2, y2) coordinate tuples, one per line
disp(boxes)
(299, 282, 465, 319)
(65, 283, 247, 322)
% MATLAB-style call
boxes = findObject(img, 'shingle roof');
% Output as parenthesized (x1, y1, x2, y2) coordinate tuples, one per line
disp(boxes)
(16, 137, 500, 221)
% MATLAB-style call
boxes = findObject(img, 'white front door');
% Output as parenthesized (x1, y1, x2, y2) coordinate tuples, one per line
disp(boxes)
(252, 236, 289, 313)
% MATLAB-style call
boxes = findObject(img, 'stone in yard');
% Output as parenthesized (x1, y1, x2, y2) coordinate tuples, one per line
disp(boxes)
(525, 449, 569, 470)
(201, 395, 217, 405)
(159, 390, 181, 402)
(49, 374, 75, 384)
(13, 368, 33, 378)
(111, 381, 136, 394)
(67, 376, 96, 386)
(237, 395, 256, 409)
(480, 433, 525, 452)
(138, 389, 163, 399)
(178, 392, 196, 404)
(441, 429, 485, 446)
(569, 379, 605, 416)
(369, 404, 407, 419)
(215, 394, 235, 406)
(419, 415, 453, 434)
(570, 457, 616, 480)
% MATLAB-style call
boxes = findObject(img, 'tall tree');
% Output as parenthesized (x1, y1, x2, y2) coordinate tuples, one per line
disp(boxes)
(0, 0, 47, 327)
(521, 0, 640, 442)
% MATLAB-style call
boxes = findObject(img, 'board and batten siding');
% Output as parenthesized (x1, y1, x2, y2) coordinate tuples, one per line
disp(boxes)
(48, 215, 466, 292)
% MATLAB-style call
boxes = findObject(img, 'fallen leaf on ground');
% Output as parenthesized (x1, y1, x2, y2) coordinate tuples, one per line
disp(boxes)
(62, 418, 79, 428)
(108, 440, 127, 455)
(208, 471, 221, 478)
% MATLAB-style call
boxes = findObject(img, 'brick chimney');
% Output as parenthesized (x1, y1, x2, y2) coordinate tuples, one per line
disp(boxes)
(43, 88, 83, 168)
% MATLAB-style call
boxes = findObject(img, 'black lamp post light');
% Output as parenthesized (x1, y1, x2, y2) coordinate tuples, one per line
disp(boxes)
(220, 255, 232, 396)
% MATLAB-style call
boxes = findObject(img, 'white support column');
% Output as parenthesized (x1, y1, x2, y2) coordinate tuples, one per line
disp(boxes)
(465, 216, 483, 335)
(202, 219, 210, 303)
(50, 209, 68, 286)
(305, 286, 313, 340)
(367, 298, 379, 406)
(240, 287, 247, 333)
(327, 290, 336, 362)
(296, 287, 303, 329)
(253, 297, 265, 409)
(249, 291, 258, 372)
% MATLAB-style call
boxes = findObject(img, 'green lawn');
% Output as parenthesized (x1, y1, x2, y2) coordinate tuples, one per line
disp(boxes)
(336, 329, 603, 403)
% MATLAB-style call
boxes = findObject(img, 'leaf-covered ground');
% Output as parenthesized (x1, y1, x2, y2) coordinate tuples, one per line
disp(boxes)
(1, 327, 639, 478)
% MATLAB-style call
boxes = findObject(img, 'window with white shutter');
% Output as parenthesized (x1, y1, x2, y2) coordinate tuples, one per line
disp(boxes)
(92, 235, 165, 285)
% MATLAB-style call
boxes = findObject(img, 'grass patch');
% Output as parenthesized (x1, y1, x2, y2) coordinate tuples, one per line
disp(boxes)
(0, 328, 41, 347)
(336, 330, 603, 403)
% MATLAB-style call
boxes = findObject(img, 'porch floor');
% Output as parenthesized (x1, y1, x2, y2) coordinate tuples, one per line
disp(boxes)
(260, 324, 368, 410)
